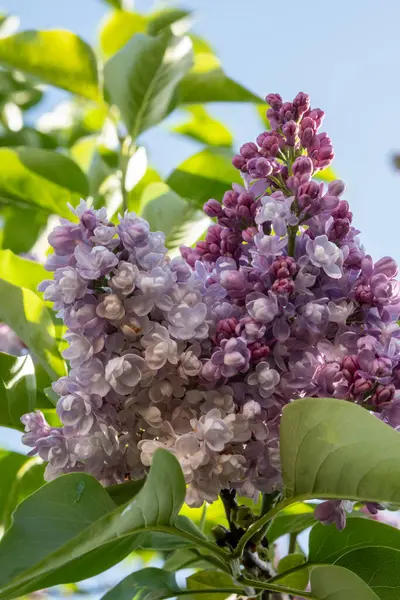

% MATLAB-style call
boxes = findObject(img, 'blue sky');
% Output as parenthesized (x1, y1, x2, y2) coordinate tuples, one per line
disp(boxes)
(5, 0, 400, 265)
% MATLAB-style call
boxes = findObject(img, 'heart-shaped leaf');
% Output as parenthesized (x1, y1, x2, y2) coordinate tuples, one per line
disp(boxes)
(280, 397, 400, 505)
(310, 565, 379, 599)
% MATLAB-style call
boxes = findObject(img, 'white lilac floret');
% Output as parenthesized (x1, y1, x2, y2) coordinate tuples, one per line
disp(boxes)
(22, 93, 400, 531)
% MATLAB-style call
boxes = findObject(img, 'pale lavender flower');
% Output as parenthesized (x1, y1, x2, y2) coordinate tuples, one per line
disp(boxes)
(141, 324, 178, 370)
(105, 353, 145, 395)
(248, 362, 280, 398)
(110, 262, 139, 295)
(75, 245, 118, 280)
(246, 292, 279, 323)
(306, 235, 343, 278)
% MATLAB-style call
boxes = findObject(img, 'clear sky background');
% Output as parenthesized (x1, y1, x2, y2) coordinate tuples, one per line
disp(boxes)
(4, 0, 400, 266)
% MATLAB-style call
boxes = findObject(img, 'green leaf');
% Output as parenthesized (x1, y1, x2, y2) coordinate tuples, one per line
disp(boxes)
(0, 472, 117, 598)
(101, 0, 124, 9)
(1, 206, 47, 254)
(104, 32, 193, 139)
(276, 553, 308, 590)
(172, 105, 233, 147)
(0, 250, 47, 295)
(99, 10, 146, 59)
(255, 104, 270, 130)
(314, 165, 338, 183)
(141, 183, 200, 248)
(267, 502, 317, 542)
(310, 565, 379, 600)
(0, 71, 43, 111)
(164, 548, 214, 572)
(147, 8, 192, 36)
(309, 517, 400, 564)
(334, 547, 400, 600)
(189, 35, 214, 55)
(0, 452, 45, 531)
(0, 451, 27, 527)
(101, 568, 180, 600)
(0, 352, 36, 430)
(0, 450, 199, 600)
(140, 183, 204, 251)
(106, 478, 145, 506)
(16, 148, 89, 197)
(167, 147, 242, 208)
(0, 148, 82, 217)
(186, 570, 244, 599)
(178, 52, 263, 104)
(0, 30, 100, 100)
(102, 568, 243, 600)
(179, 498, 228, 537)
(127, 166, 162, 214)
(0, 128, 57, 149)
(0, 280, 66, 380)
(280, 397, 400, 504)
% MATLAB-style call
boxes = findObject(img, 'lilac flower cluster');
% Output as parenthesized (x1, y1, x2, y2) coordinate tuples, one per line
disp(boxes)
(22, 92, 400, 525)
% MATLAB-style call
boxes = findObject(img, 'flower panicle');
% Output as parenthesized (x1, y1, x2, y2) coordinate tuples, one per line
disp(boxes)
(21, 93, 400, 525)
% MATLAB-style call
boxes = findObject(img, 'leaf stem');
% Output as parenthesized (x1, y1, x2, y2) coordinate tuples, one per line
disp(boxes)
(269, 562, 320, 584)
(288, 531, 297, 554)
(287, 224, 298, 257)
(143, 524, 231, 563)
(232, 497, 296, 558)
(239, 576, 317, 599)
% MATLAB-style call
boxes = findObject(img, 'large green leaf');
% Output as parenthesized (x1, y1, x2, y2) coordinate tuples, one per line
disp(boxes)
(147, 8, 192, 36)
(172, 105, 233, 147)
(16, 148, 89, 197)
(335, 547, 400, 600)
(0, 71, 43, 111)
(0, 452, 45, 531)
(127, 166, 162, 214)
(0, 148, 83, 217)
(0, 451, 27, 527)
(276, 554, 308, 591)
(102, 567, 243, 600)
(0, 352, 36, 430)
(99, 10, 146, 59)
(267, 502, 317, 542)
(0, 280, 66, 380)
(101, 568, 180, 600)
(104, 32, 193, 138)
(307, 517, 400, 599)
(106, 479, 145, 506)
(314, 165, 338, 183)
(0, 128, 57, 149)
(0, 472, 116, 598)
(309, 518, 400, 564)
(178, 52, 262, 104)
(0, 450, 207, 600)
(1, 205, 48, 254)
(0, 30, 100, 100)
(167, 147, 242, 208)
(280, 397, 400, 504)
(140, 183, 204, 252)
(0, 250, 47, 295)
(186, 570, 244, 599)
(310, 565, 379, 600)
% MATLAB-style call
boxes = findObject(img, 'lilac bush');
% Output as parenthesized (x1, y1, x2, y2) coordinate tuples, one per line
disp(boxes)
(21, 92, 400, 525)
